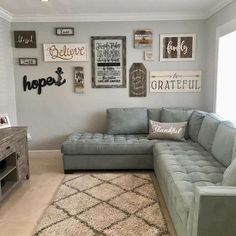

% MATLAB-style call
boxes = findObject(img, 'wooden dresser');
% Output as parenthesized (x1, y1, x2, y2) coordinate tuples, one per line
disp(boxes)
(0, 127, 29, 201)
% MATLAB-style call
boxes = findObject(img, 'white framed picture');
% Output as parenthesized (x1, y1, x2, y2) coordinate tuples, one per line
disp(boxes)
(144, 50, 153, 61)
(160, 34, 196, 61)
(0, 114, 11, 129)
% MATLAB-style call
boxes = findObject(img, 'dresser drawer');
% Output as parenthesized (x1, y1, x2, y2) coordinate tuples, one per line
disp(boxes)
(0, 141, 15, 161)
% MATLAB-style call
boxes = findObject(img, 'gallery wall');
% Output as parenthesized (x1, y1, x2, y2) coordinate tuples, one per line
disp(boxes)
(205, 0, 236, 112)
(0, 18, 17, 125)
(12, 20, 207, 150)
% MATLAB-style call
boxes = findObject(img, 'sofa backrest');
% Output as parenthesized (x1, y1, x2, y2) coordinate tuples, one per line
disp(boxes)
(188, 110, 207, 142)
(160, 107, 193, 139)
(212, 121, 236, 167)
(198, 113, 223, 153)
(107, 108, 148, 134)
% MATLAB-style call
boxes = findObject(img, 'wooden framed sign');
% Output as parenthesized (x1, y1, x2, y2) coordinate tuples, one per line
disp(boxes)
(160, 34, 196, 61)
(56, 27, 74, 36)
(134, 29, 152, 48)
(150, 71, 201, 93)
(129, 63, 147, 97)
(43, 43, 88, 62)
(14, 31, 36, 48)
(74, 67, 85, 94)
(91, 36, 126, 88)
(19, 58, 38, 66)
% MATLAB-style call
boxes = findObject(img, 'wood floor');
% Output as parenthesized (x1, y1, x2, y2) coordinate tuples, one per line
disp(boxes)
(0, 152, 176, 236)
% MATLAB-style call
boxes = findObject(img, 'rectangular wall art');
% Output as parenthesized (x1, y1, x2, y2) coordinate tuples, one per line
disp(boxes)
(56, 27, 74, 36)
(91, 36, 126, 88)
(74, 67, 85, 94)
(160, 34, 196, 61)
(43, 43, 88, 62)
(14, 31, 36, 48)
(134, 29, 152, 48)
(19, 58, 37, 66)
(150, 71, 201, 93)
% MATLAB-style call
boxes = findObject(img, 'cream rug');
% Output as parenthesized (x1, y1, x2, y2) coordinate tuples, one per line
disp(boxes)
(34, 173, 170, 236)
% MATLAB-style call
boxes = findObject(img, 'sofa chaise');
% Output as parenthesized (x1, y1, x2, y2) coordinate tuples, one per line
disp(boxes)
(61, 107, 236, 236)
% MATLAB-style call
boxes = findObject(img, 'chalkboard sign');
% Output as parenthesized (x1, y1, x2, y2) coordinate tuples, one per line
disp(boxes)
(91, 36, 126, 88)
(14, 31, 36, 48)
(129, 63, 147, 97)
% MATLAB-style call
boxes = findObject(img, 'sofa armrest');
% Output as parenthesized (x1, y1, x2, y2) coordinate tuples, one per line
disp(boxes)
(192, 186, 236, 236)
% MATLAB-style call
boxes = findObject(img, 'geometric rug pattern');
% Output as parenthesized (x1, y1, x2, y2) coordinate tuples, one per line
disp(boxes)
(34, 173, 170, 236)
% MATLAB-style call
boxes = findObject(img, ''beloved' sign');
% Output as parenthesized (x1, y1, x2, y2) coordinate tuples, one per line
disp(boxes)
(150, 71, 201, 93)
(43, 43, 88, 62)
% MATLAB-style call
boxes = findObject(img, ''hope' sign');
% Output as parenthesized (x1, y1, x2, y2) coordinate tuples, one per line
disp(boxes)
(23, 67, 66, 95)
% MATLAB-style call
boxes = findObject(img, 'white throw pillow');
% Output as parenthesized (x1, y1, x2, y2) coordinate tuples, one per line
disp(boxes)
(148, 120, 187, 141)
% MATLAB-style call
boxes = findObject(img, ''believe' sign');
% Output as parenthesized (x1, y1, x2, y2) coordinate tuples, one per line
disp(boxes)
(150, 71, 201, 93)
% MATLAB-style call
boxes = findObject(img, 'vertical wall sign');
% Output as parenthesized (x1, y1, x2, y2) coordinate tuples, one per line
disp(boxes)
(150, 71, 201, 93)
(14, 31, 36, 48)
(134, 29, 153, 48)
(160, 34, 196, 61)
(23, 67, 66, 95)
(129, 63, 147, 97)
(43, 43, 88, 62)
(91, 36, 126, 88)
(74, 67, 85, 94)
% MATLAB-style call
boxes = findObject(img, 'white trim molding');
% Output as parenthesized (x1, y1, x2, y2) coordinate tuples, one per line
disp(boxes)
(11, 12, 205, 23)
(205, 0, 235, 19)
(0, 6, 12, 22)
(29, 150, 62, 158)
(0, 0, 234, 23)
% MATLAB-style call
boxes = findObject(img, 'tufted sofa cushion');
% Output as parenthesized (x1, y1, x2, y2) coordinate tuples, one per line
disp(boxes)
(153, 142, 225, 224)
(62, 132, 161, 155)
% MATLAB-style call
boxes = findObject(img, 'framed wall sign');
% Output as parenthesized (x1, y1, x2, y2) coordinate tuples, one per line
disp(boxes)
(43, 43, 88, 62)
(74, 67, 85, 94)
(129, 63, 147, 97)
(150, 71, 201, 93)
(19, 58, 38, 66)
(91, 36, 126, 88)
(160, 34, 196, 61)
(0, 114, 10, 129)
(14, 31, 36, 48)
(144, 50, 153, 61)
(134, 29, 152, 48)
(56, 27, 74, 36)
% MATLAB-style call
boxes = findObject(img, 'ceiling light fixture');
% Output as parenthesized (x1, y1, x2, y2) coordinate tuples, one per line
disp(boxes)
(41, 0, 49, 2)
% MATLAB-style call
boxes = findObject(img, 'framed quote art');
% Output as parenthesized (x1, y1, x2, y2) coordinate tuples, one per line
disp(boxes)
(14, 31, 36, 48)
(91, 36, 126, 88)
(160, 34, 196, 61)
(134, 29, 152, 48)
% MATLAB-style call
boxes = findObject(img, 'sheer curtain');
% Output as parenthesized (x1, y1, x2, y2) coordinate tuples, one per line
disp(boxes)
(216, 31, 236, 121)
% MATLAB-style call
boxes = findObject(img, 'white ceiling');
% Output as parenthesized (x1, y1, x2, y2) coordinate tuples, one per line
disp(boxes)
(0, 0, 234, 22)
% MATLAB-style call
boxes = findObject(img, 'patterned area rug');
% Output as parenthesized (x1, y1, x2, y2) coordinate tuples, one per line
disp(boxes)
(34, 173, 170, 236)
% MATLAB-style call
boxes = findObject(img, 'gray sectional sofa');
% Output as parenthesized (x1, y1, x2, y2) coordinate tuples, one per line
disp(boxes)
(62, 107, 236, 236)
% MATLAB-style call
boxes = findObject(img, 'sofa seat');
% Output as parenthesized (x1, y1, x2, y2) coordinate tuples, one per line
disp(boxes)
(62, 132, 160, 155)
(153, 142, 226, 227)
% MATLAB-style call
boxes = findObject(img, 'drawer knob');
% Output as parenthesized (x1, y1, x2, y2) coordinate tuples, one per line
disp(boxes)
(6, 146, 10, 150)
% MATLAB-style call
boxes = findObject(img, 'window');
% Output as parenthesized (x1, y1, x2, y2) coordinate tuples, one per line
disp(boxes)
(216, 30, 236, 121)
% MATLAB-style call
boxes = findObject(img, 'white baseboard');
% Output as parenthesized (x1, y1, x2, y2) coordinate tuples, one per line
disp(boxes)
(29, 150, 62, 158)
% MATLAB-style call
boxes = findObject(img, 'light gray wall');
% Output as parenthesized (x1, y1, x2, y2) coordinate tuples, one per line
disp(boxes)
(12, 20, 206, 150)
(0, 18, 17, 125)
(205, 1, 236, 112)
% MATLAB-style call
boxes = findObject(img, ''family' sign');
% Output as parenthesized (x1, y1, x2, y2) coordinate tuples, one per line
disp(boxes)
(150, 71, 201, 93)
(43, 43, 88, 62)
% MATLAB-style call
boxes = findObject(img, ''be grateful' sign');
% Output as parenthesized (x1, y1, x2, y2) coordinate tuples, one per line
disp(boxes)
(150, 71, 201, 93)
(43, 43, 88, 62)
